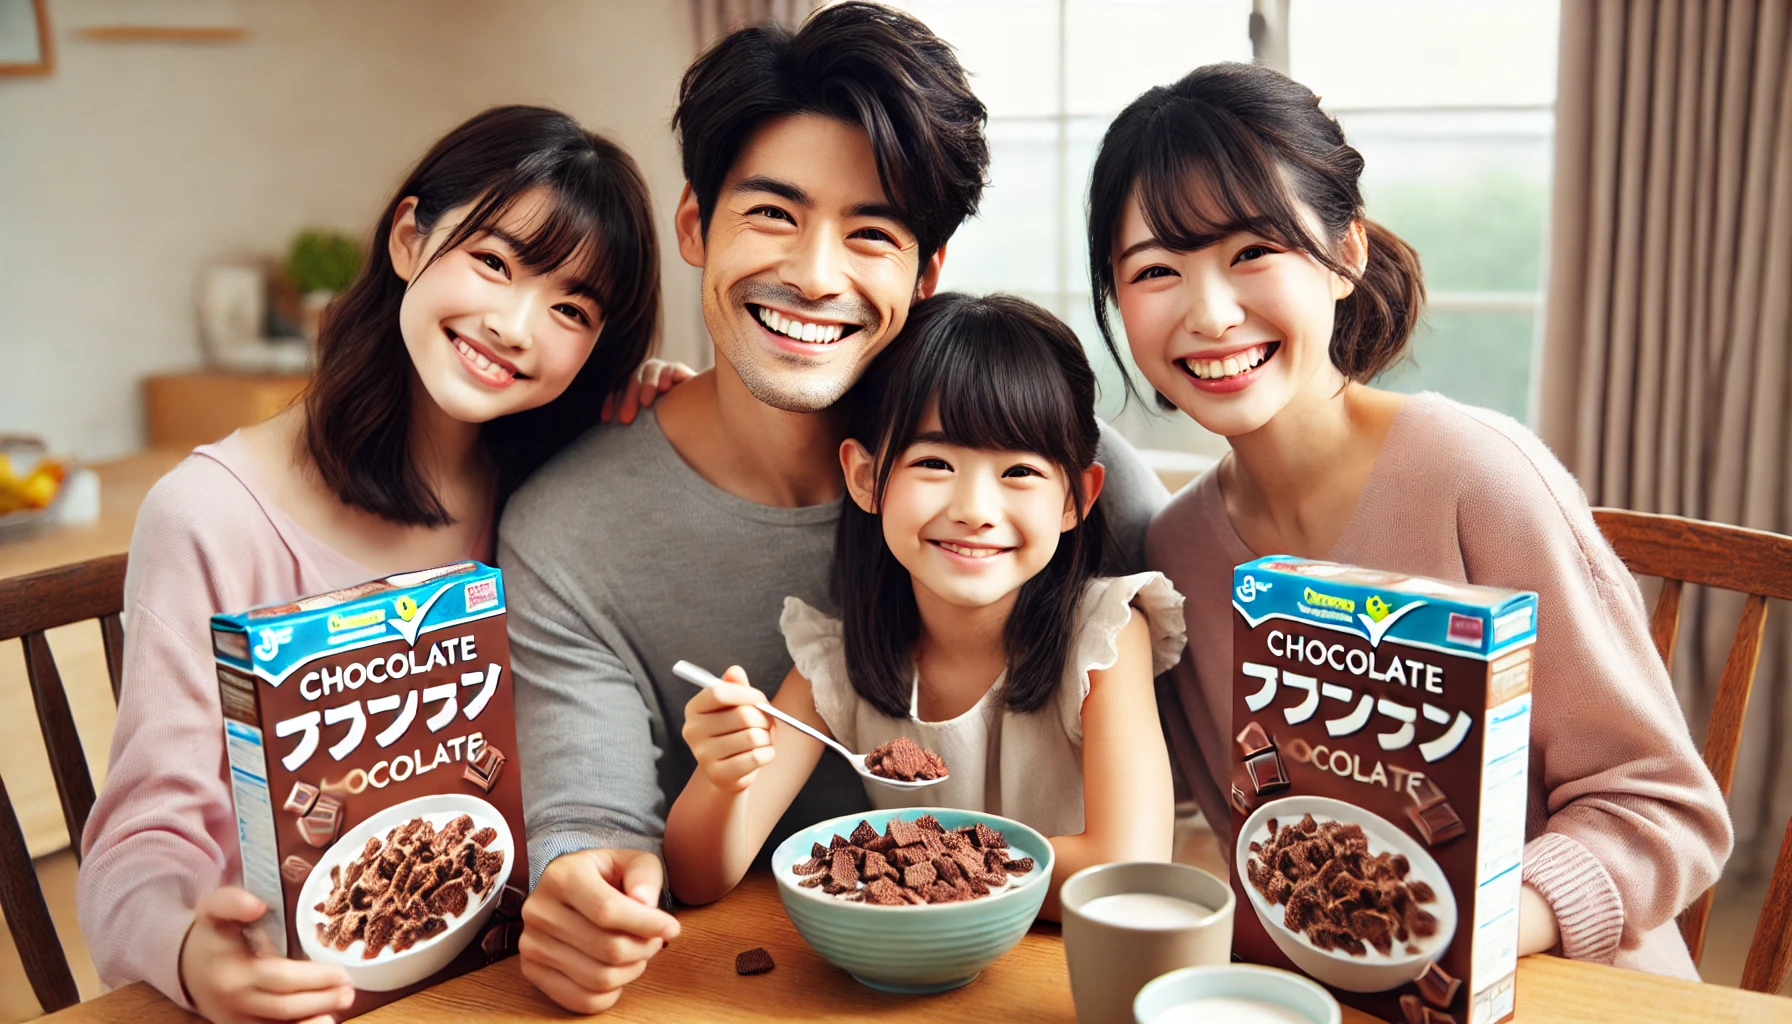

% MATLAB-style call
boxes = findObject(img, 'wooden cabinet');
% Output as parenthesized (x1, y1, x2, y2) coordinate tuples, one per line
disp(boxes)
(143, 371, 308, 448)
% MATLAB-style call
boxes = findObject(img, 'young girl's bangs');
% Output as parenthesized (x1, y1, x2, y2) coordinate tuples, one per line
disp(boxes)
(867, 295, 1098, 504)
(838, 292, 1106, 718)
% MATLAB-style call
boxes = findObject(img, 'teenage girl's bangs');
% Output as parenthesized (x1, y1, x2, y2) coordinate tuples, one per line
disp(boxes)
(1127, 93, 1330, 264)
(868, 298, 1094, 502)
(427, 165, 651, 333)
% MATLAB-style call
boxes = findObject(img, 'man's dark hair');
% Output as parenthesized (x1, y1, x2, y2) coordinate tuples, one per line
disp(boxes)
(673, 1, 989, 264)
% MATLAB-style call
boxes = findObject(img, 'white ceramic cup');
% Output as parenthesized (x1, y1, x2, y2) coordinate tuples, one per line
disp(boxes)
(1061, 862, 1236, 1024)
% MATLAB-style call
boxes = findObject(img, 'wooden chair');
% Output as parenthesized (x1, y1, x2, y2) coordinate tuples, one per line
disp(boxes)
(1591, 508, 1792, 993)
(0, 553, 126, 1014)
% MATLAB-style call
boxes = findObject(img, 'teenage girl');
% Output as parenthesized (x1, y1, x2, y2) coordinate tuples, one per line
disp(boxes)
(78, 106, 672, 1024)
(662, 292, 1187, 919)
(1087, 63, 1731, 978)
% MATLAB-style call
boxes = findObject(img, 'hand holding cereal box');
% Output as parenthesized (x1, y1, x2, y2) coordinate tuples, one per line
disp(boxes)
(210, 561, 526, 1018)
(1229, 557, 1536, 1024)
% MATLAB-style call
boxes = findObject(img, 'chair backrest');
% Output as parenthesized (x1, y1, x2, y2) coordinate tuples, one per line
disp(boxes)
(0, 553, 126, 1014)
(1591, 507, 1792, 990)
(1744, 816, 1792, 994)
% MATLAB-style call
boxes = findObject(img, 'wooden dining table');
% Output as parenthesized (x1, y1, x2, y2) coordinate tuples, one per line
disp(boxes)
(36, 872, 1792, 1023)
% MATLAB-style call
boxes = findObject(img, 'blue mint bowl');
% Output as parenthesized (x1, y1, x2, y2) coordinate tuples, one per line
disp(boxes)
(771, 807, 1054, 994)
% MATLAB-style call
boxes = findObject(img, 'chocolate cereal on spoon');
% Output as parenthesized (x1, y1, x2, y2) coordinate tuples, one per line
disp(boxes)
(864, 736, 948, 782)
(672, 661, 950, 790)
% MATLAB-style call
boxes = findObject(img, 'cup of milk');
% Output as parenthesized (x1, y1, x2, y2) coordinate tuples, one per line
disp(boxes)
(1061, 862, 1235, 1024)
(1133, 964, 1341, 1024)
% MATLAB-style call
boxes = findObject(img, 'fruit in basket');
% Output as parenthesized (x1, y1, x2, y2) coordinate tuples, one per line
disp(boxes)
(0, 454, 66, 515)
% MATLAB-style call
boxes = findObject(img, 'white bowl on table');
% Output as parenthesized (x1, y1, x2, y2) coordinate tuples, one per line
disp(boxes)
(295, 793, 513, 991)
(1235, 795, 1456, 993)
(1135, 964, 1342, 1024)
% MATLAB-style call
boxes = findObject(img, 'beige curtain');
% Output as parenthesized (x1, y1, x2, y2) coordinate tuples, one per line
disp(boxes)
(1539, 0, 1792, 880)
(691, 0, 819, 52)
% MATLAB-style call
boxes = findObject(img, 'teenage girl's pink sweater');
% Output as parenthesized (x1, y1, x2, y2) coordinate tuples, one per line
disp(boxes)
(1146, 393, 1732, 980)
(76, 434, 487, 1006)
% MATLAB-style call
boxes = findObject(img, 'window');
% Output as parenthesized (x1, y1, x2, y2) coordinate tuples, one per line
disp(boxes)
(883, 0, 1559, 463)
(1288, 0, 1559, 425)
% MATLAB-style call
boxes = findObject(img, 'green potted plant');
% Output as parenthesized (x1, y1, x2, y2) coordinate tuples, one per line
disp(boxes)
(287, 229, 362, 345)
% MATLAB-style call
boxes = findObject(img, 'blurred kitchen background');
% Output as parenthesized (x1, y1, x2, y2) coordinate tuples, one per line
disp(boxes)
(1, 0, 1558, 466)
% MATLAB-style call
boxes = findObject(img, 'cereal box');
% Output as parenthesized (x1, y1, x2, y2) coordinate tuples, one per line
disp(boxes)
(1228, 557, 1536, 1024)
(211, 561, 526, 1016)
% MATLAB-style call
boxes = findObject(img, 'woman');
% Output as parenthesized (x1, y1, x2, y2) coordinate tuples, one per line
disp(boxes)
(1086, 63, 1730, 978)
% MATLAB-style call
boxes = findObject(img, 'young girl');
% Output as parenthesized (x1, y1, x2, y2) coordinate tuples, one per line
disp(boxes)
(78, 106, 672, 1024)
(662, 292, 1186, 918)
(1086, 63, 1732, 977)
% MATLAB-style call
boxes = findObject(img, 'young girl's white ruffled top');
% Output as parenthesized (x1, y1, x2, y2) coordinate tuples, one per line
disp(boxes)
(782, 572, 1187, 838)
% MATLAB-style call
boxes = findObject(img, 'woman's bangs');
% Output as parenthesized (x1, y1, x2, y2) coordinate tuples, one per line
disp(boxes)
(1133, 102, 1322, 259)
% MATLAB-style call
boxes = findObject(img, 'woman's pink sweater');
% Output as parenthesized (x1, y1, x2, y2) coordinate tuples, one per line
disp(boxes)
(76, 434, 485, 1006)
(1146, 393, 1732, 980)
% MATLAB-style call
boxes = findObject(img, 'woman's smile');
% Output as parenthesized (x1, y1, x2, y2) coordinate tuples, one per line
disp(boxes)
(1176, 340, 1281, 393)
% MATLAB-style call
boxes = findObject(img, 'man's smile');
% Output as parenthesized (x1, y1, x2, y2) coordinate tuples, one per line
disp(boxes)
(746, 303, 863, 345)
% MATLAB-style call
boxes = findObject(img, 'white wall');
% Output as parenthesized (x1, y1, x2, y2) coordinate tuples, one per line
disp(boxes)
(0, 0, 704, 459)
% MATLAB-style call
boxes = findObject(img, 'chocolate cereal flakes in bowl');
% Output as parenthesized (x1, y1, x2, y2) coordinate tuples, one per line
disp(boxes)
(771, 808, 1052, 994)
(790, 814, 1034, 905)
(297, 793, 514, 991)
(1236, 796, 1457, 993)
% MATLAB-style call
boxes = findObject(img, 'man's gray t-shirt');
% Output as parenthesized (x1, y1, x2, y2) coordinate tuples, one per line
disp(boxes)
(500, 409, 1169, 885)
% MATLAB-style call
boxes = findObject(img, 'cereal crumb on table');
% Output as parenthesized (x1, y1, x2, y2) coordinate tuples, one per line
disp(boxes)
(735, 947, 775, 975)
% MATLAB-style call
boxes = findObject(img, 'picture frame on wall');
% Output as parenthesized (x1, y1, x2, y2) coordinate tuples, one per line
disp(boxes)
(0, 0, 51, 76)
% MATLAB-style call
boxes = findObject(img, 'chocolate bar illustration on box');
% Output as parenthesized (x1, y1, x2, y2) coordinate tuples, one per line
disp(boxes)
(1228, 557, 1536, 1024)
(211, 562, 529, 1019)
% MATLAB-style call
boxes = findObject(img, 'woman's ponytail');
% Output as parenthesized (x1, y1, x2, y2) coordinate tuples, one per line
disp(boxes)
(1331, 218, 1425, 381)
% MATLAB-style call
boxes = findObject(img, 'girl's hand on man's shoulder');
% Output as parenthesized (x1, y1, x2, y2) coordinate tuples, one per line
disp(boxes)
(601, 359, 698, 425)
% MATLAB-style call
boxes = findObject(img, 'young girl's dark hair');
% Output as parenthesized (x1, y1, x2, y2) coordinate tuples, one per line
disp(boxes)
(304, 105, 661, 526)
(1087, 62, 1424, 401)
(836, 292, 1106, 717)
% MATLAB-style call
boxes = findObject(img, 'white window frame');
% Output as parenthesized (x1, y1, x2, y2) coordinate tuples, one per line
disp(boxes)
(1249, 1, 1552, 422)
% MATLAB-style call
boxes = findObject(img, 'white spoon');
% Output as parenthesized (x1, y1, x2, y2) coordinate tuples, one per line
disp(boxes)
(672, 660, 948, 791)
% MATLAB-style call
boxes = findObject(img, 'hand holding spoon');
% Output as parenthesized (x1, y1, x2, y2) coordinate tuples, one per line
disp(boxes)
(672, 660, 947, 791)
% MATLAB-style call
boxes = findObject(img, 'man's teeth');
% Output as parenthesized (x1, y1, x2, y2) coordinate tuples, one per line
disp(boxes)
(1184, 343, 1273, 380)
(455, 337, 511, 377)
(756, 305, 845, 343)
(937, 541, 1004, 558)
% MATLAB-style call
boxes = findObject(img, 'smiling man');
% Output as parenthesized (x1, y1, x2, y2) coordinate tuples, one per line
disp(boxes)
(497, 3, 1169, 1014)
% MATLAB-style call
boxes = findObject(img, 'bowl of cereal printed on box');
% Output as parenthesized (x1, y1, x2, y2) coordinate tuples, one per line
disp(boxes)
(297, 793, 513, 990)
(1236, 795, 1457, 993)
(772, 807, 1053, 994)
